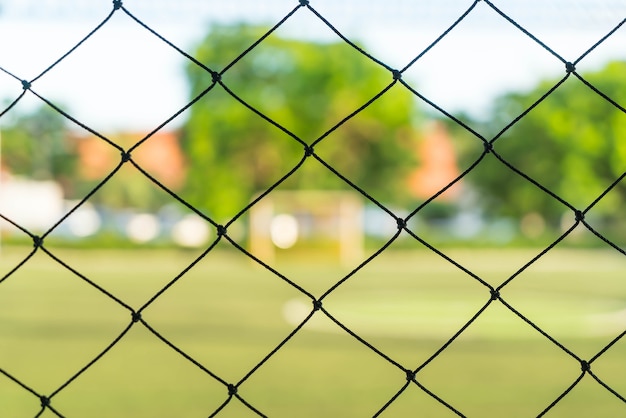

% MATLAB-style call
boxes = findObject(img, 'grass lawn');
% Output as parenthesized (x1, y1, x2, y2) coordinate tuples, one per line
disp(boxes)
(0, 245, 625, 417)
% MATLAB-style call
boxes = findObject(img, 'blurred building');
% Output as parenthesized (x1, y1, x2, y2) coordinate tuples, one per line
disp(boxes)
(0, 171, 64, 233)
(407, 121, 462, 201)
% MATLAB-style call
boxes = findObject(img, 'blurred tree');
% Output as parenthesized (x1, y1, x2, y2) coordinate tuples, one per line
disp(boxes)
(1, 104, 77, 193)
(181, 24, 420, 220)
(454, 61, 626, 228)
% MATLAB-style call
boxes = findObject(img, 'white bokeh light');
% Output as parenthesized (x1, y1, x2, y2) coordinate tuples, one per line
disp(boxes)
(66, 202, 101, 237)
(270, 214, 299, 249)
(171, 214, 210, 248)
(126, 213, 160, 243)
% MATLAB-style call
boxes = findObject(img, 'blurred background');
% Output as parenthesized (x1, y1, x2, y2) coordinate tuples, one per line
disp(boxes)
(2, 2, 626, 417)
(1, 0, 626, 254)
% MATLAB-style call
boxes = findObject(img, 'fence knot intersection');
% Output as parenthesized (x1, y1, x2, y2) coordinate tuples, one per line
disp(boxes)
(312, 299, 323, 311)
(580, 360, 590, 372)
(131, 312, 142, 323)
(32, 235, 43, 248)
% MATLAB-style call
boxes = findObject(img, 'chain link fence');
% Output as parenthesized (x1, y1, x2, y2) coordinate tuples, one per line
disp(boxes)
(1, 1, 625, 416)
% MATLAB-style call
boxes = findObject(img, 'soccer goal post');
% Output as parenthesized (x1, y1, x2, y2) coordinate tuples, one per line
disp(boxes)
(249, 191, 364, 266)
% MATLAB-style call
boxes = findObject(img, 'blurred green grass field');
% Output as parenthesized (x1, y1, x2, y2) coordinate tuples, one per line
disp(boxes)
(1, 246, 625, 417)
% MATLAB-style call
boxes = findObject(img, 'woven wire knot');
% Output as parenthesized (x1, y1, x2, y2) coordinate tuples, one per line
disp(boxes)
(580, 360, 590, 372)
(299, 0, 310, 6)
(40, 396, 50, 407)
(312, 299, 323, 311)
(391, 69, 402, 80)
(304, 145, 314, 157)
(396, 217, 406, 229)
(21, 80, 31, 90)
(405, 369, 416, 381)
(483, 142, 493, 153)
(216, 225, 227, 236)
(113, 0, 123, 10)
(574, 210, 584, 222)
(32, 235, 43, 248)
(121, 151, 131, 163)
(211, 71, 221, 83)
(565, 62, 576, 73)
(490, 289, 500, 300)
(227, 384, 238, 395)
(131, 312, 142, 323)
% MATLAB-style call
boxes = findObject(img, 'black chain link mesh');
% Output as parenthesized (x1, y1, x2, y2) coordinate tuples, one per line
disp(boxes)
(1, 1, 625, 417)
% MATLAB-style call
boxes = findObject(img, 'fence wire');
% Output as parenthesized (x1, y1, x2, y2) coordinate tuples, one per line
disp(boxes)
(1, 1, 625, 417)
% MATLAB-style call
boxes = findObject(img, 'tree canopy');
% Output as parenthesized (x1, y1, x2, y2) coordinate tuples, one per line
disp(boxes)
(1, 104, 76, 190)
(456, 61, 626, 228)
(181, 24, 420, 220)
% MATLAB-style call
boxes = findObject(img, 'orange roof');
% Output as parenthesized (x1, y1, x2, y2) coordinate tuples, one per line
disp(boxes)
(76, 131, 186, 190)
(407, 121, 462, 201)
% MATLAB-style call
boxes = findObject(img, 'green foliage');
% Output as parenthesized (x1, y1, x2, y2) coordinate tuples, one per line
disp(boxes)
(84, 167, 169, 211)
(458, 61, 626, 227)
(181, 24, 419, 220)
(1, 105, 75, 185)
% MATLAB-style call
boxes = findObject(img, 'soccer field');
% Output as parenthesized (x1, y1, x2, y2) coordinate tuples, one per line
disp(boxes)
(1, 246, 625, 417)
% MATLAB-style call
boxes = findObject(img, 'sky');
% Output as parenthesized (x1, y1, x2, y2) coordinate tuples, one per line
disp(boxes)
(1, 0, 625, 132)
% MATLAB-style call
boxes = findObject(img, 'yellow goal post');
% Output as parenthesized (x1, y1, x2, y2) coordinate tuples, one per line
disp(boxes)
(248, 190, 364, 266)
